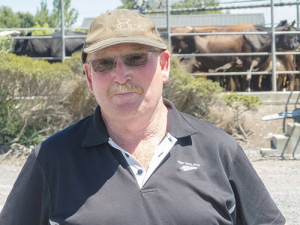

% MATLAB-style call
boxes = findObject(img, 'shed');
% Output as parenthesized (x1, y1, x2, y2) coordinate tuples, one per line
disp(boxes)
(80, 13, 265, 31)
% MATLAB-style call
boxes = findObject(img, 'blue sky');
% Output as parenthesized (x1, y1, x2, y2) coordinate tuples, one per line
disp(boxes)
(0, 0, 298, 28)
(0, 0, 123, 28)
(223, 1, 298, 27)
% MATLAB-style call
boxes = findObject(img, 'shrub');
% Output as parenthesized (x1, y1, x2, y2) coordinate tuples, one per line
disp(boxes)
(30, 23, 53, 36)
(163, 56, 224, 121)
(64, 51, 84, 75)
(0, 36, 14, 53)
(0, 53, 73, 146)
(0, 51, 261, 150)
(224, 92, 262, 140)
(63, 51, 98, 120)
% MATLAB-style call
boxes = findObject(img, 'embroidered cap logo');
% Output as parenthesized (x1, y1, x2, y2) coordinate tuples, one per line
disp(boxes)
(82, 9, 167, 61)
(106, 18, 147, 34)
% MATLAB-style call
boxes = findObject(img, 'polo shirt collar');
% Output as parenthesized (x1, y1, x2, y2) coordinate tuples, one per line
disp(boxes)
(81, 99, 198, 147)
(81, 105, 109, 147)
(164, 99, 198, 138)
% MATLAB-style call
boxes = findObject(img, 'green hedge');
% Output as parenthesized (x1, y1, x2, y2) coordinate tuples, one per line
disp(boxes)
(1, 51, 249, 147)
(0, 36, 14, 53)
(0, 52, 87, 146)
(163, 56, 224, 121)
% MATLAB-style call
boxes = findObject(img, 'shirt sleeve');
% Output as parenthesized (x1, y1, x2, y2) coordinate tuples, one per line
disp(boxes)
(228, 144, 286, 225)
(0, 148, 51, 225)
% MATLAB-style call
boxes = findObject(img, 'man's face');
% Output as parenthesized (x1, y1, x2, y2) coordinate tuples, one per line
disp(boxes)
(83, 43, 170, 122)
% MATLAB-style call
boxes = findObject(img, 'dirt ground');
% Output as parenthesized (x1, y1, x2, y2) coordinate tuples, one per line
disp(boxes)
(0, 103, 299, 224)
(238, 104, 297, 151)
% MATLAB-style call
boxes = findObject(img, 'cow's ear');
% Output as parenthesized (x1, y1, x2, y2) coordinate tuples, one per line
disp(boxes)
(26, 32, 32, 36)
(278, 20, 287, 27)
(291, 20, 296, 27)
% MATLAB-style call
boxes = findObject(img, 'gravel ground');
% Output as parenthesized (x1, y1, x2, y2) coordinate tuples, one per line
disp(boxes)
(251, 159, 300, 225)
(0, 164, 22, 212)
(0, 152, 299, 224)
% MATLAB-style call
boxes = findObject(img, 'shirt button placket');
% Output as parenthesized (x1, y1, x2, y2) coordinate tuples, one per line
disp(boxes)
(137, 169, 143, 175)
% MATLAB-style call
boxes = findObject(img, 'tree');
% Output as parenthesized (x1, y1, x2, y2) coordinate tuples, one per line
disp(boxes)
(170, 0, 221, 14)
(118, 0, 136, 9)
(0, 6, 21, 28)
(52, 0, 79, 28)
(17, 12, 35, 28)
(0, 0, 78, 29)
(118, 0, 221, 14)
(34, 0, 57, 28)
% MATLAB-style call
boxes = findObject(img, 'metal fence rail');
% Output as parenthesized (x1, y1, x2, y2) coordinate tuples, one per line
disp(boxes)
(143, 1, 300, 14)
(162, 0, 300, 91)
(171, 29, 300, 76)
(190, 71, 300, 77)
(171, 31, 300, 35)
(9, 35, 86, 40)
(2, 0, 300, 91)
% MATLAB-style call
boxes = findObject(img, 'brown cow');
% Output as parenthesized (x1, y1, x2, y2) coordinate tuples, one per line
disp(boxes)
(171, 22, 299, 92)
(255, 54, 295, 91)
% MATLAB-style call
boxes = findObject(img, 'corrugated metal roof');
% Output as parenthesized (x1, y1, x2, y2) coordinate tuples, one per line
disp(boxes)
(80, 13, 265, 30)
(150, 13, 265, 29)
(81, 18, 95, 30)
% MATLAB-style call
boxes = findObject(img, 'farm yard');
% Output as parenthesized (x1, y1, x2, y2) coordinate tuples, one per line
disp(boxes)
(1, 0, 300, 224)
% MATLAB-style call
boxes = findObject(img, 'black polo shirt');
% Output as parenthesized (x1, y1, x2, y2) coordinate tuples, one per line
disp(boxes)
(0, 100, 285, 225)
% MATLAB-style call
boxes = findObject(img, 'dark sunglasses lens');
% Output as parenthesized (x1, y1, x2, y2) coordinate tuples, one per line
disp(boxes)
(124, 52, 148, 67)
(91, 58, 115, 72)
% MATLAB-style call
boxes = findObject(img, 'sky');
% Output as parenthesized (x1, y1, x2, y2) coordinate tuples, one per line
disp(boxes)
(222, 1, 299, 27)
(0, 0, 123, 28)
(0, 0, 299, 28)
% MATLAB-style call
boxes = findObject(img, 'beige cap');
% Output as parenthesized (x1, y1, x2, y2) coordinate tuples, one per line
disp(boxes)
(83, 9, 166, 58)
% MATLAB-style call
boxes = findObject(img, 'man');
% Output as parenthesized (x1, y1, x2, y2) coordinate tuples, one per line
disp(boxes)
(0, 9, 286, 225)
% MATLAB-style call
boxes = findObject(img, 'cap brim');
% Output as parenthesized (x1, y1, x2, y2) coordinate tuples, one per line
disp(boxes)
(84, 37, 167, 53)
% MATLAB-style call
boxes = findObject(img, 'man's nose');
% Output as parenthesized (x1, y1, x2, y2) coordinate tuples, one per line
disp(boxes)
(112, 59, 132, 84)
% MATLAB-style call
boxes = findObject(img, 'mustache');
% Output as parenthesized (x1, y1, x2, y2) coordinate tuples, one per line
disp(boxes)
(107, 82, 144, 98)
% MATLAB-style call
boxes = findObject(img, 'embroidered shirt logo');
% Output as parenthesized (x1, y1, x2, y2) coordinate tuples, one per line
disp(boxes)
(106, 17, 147, 33)
(178, 160, 200, 171)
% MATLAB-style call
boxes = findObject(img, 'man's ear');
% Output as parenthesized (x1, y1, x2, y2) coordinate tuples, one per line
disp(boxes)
(160, 50, 170, 83)
(83, 63, 93, 92)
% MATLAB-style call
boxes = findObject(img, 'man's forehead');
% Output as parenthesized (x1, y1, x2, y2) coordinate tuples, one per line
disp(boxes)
(89, 43, 155, 59)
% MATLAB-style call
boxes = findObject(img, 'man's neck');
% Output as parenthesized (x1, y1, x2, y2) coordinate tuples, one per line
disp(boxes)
(102, 103, 168, 154)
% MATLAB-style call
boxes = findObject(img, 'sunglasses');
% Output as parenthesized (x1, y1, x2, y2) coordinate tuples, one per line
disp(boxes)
(88, 50, 161, 73)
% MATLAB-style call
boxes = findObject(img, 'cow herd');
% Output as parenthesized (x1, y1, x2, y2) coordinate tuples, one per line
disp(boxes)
(5, 20, 300, 92)
(170, 20, 300, 92)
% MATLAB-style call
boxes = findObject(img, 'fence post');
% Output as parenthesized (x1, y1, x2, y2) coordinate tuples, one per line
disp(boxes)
(296, 0, 300, 28)
(271, 0, 277, 92)
(61, 0, 65, 63)
(167, 0, 171, 51)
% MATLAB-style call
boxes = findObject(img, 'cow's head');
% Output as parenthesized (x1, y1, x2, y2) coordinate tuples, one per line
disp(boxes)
(12, 31, 33, 56)
(275, 21, 300, 50)
(171, 35, 196, 54)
